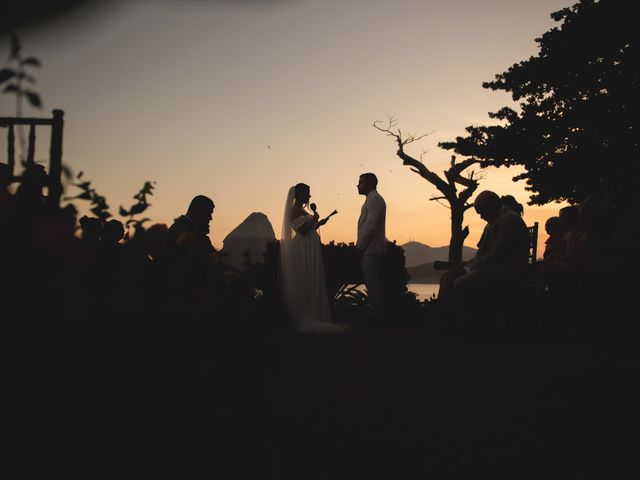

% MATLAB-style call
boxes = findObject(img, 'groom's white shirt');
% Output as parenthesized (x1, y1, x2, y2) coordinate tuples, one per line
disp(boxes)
(357, 189, 387, 255)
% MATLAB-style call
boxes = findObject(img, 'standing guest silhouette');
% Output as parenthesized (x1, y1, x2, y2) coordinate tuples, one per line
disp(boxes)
(157, 195, 216, 301)
(356, 173, 387, 325)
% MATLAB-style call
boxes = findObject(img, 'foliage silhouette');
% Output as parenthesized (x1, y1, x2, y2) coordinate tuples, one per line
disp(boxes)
(323, 241, 364, 300)
(0, 32, 43, 162)
(64, 172, 156, 234)
(119, 181, 156, 240)
(64, 171, 112, 221)
(0, 32, 42, 110)
(439, 0, 639, 207)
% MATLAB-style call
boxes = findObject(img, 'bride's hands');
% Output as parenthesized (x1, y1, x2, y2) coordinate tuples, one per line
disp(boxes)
(315, 209, 336, 229)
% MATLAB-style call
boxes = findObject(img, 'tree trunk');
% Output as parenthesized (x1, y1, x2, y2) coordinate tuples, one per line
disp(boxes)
(448, 206, 465, 262)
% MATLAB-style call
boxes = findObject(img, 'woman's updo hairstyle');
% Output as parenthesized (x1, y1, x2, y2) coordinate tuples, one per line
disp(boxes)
(294, 183, 310, 204)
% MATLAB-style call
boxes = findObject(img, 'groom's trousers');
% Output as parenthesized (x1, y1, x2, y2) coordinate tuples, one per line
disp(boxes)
(362, 253, 384, 320)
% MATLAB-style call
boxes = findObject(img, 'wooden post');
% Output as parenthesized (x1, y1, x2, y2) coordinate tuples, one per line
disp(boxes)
(27, 124, 36, 165)
(7, 124, 15, 178)
(531, 222, 538, 264)
(48, 109, 64, 208)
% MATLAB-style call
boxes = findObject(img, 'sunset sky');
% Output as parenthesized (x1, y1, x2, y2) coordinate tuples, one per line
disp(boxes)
(1, 0, 570, 250)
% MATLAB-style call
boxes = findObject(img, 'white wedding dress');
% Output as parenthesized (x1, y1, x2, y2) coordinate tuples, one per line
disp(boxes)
(280, 187, 346, 334)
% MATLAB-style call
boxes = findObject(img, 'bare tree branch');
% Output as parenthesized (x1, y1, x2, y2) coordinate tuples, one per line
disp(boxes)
(448, 155, 480, 178)
(372, 117, 433, 148)
(429, 197, 451, 210)
(373, 117, 452, 195)
(473, 168, 489, 181)
(397, 149, 452, 194)
(451, 174, 477, 189)
(429, 196, 451, 209)
(373, 117, 486, 262)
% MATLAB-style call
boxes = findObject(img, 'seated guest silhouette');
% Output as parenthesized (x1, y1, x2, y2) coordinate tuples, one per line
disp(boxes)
(157, 195, 216, 300)
(102, 219, 125, 246)
(438, 190, 530, 325)
(79, 216, 102, 248)
(542, 216, 562, 260)
(15, 163, 49, 218)
(93, 219, 126, 298)
(536, 206, 581, 291)
(0, 163, 14, 230)
(501, 194, 524, 216)
(0, 163, 12, 201)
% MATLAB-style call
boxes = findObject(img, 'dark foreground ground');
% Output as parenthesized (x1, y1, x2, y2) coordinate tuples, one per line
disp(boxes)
(14, 309, 640, 478)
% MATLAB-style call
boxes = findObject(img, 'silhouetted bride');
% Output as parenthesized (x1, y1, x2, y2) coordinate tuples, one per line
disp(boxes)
(280, 183, 347, 333)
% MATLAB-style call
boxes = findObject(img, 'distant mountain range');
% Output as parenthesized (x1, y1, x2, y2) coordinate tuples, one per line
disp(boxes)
(400, 241, 477, 283)
(400, 241, 477, 268)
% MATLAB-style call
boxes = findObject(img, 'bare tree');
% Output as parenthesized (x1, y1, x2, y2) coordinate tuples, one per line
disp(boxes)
(373, 116, 484, 262)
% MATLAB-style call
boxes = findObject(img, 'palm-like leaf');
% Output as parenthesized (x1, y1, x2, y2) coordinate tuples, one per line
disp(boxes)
(24, 90, 42, 108)
(0, 68, 16, 83)
(21, 57, 41, 67)
(129, 203, 148, 215)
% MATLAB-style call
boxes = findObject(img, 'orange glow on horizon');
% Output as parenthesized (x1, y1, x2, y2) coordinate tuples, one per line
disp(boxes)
(0, 0, 571, 255)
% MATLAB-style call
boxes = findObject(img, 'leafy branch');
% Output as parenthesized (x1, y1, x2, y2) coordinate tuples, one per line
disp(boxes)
(63, 171, 112, 222)
(119, 181, 156, 240)
(0, 32, 43, 161)
(64, 173, 157, 240)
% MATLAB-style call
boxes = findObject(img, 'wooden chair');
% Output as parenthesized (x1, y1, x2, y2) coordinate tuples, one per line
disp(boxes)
(434, 221, 540, 270)
(527, 222, 539, 264)
(0, 109, 65, 208)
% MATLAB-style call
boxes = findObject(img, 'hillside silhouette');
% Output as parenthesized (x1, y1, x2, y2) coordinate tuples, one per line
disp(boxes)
(401, 241, 477, 267)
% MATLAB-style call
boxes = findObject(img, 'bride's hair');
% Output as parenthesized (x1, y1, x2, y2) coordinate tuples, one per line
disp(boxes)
(294, 183, 310, 206)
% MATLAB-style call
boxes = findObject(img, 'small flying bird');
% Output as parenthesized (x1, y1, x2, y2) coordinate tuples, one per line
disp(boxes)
(267, 145, 271, 149)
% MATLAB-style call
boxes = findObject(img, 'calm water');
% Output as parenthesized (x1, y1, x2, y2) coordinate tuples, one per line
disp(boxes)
(407, 283, 439, 301)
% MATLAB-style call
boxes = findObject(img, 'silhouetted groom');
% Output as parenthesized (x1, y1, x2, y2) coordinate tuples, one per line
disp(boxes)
(357, 173, 387, 323)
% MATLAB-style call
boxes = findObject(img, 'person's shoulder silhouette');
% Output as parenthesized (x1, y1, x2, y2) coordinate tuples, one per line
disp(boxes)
(15, 164, 51, 219)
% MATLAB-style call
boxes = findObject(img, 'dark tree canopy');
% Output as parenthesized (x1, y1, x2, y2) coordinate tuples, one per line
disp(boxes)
(440, 0, 639, 206)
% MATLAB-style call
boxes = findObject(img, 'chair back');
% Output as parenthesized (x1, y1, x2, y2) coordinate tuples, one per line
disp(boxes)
(0, 109, 65, 208)
(527, 222, 538, 264)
